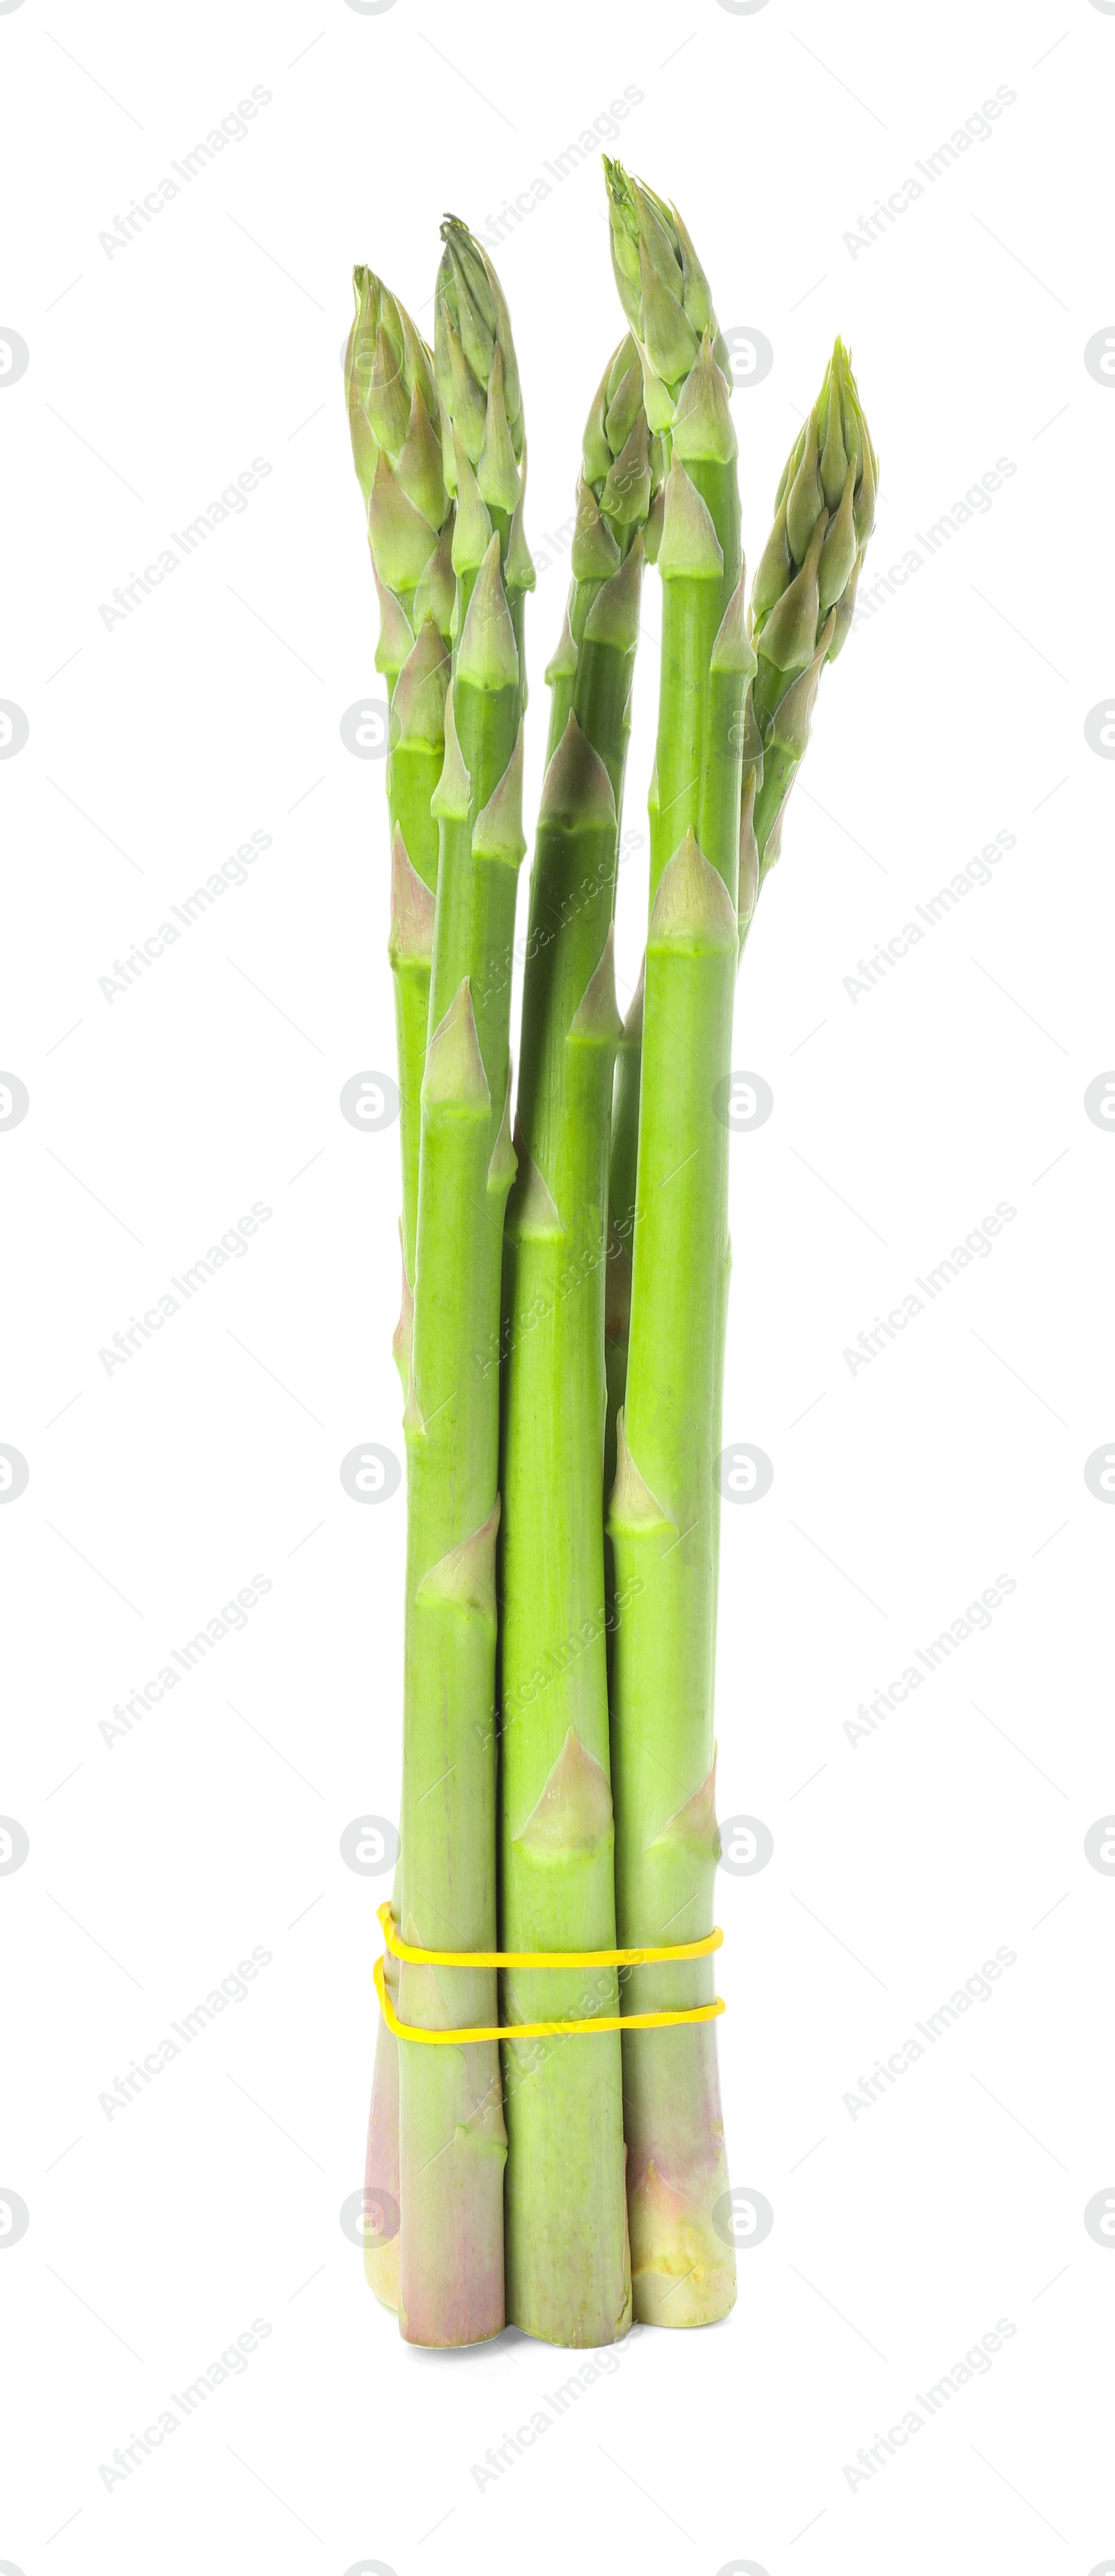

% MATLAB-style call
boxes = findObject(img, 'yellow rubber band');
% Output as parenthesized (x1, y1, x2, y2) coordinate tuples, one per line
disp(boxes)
(373, 1906, 726, 2044)
(374, 1954, 725, 2045)
(376, 1902, 723, 1972)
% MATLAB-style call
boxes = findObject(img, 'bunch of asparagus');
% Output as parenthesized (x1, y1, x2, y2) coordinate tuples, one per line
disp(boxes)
(345, 167, 876, 2348)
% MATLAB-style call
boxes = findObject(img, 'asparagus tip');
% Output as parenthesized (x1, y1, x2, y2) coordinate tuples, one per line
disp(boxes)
(606, 1410, 675, 1534)
(513, 1728, 614, 1858)
(656, 461, 725, 585)
(670, 332, 737, 468)
(648, 831, 737, 953)
(456, 532, 519, 692)
(422, 979, 491, 1116)
(430, 682, 471, 820)
(388, 824, 436, 965)
(571, 476, 622, 583)
(619, 958, 645, 1048)
(652, 1753, 721, 1860)
(537, 712, 616, 836)
(709, 569, 758, 680)
(583, 535, 645, 652)
(391, 614, 450, 749)
(488, 1068, 518, 1196)
(568, 925, 624, 1050)
(737, 772, 759, 940)
(391, 1225, 414, 1389)
(505, 1128, 562, 1240)
(472, 721, 527, 869)
(415, 1498, 500, 1627)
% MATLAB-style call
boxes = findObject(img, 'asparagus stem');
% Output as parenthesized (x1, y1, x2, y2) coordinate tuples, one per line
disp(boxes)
(396, 222, 530, 2347)
(344, 267, 451, 2313)
(398, 987, 514, 2347)
(605, 339, 878, 1452)
(603, 162, 751, 2326)
(602, 958, 642, 1510)
(498, 342, 662, 2345)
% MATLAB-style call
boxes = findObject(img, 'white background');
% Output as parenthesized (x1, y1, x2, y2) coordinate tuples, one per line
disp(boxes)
(2, 1, 1112, 2569)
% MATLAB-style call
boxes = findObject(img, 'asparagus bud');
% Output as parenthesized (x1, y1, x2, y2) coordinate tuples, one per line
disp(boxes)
(435, 219, 533, 627)
(602, 158, 723, 427)
(749, 339, 877, 872)
(346, 267, 449, 631)
(344, 266, 452, 1285)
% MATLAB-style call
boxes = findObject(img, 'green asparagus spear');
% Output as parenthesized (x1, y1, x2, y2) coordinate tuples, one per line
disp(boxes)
(499, 341, 662, 2347)
(395, 221, 530, 2347)
(344, 267, 451, 2313)
(603, 161, 751, 2326)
